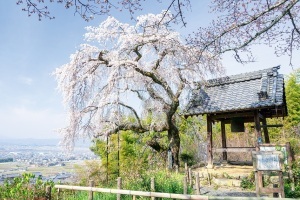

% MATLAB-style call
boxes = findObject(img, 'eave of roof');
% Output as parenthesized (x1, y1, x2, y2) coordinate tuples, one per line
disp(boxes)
(183, 66, 287, 117)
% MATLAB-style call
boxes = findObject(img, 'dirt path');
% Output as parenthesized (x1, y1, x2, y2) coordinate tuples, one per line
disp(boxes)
(200, 186, 257, 197)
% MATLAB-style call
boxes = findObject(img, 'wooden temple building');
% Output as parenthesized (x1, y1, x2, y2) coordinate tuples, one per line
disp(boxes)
(183, 66, 287, 168)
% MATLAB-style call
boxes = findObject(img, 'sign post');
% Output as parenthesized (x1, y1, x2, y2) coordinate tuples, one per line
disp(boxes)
(252, 151, 285, 197)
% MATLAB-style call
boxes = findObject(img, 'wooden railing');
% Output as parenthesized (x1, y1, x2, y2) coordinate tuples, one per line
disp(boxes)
(55, 184, 207, 200)
(47, 184, 294, 200)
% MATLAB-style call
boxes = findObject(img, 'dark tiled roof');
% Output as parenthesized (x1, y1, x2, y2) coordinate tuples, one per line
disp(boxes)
(184, 66, 286, 116)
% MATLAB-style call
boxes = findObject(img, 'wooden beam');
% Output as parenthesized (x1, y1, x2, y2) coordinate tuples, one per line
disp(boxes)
(223, 117, 254, 124)
(207, 115, 213, 168)
(221, 121, 227, 161)
(261, 118, 270, 143)
(210, 111, 254, 120)
(251, 124, 283, 128)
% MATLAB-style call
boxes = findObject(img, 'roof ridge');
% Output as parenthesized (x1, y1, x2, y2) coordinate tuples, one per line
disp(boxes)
(206, 66, 280, 87)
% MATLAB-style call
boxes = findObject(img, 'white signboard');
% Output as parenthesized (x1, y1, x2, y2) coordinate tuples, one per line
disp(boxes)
(256, 154, 281, 171)
(260, 146, 287, 164)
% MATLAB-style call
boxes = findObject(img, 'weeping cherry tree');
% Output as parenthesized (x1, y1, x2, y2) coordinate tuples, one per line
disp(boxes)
(54, 11, 222, 167)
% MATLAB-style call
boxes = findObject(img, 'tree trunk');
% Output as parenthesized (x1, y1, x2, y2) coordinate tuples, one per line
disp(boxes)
(168, 123, 180, 168)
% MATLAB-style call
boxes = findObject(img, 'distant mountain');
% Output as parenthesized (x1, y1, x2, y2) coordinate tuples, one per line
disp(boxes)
(0, 138, 91, 147)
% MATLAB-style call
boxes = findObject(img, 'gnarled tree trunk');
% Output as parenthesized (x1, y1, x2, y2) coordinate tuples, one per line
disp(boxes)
(168, 122, 180, 167)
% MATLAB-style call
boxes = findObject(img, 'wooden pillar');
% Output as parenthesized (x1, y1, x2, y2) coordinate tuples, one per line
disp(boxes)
(221, 120, 227, 162)
(45, 186, 51, 200)
(261, 118, 270, 143)
(117, 177, 122, 200)
(195, 172, 200, 195)
(88, 180, 94, 200)
(254, 110, 262, 149)
(151, 177, 155, 200)
(183, 176, 187, 194)
(207, 115, 213, 168)
(278, 171, 285, 198)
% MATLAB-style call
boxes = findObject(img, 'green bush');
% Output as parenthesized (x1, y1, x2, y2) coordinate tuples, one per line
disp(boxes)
(0, 173, 55, 200)
(285, 160, 300, 198)
(240, 172, 255, 190)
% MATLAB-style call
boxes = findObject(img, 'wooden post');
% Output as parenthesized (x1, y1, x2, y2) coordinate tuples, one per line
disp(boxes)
(151, 177, 155, 200)
(253, 110, 262, 150)
(46, 186, 51, 200)
(175, 165, 179, 174)
(278, 171, 285, 198)
(221, 120, 227, 162)
(207, 115, 213, 168)
(57, 188, 61, 200)
(88, 180, 94, 200)
(286, 142, 295, 191)
(188, 168, 192, 187)
(117, 177, 122, 200)
(207, 172, 211, 186)
(183, 176, 187, 194)
(255, 171, 259, 197)
(185, 163, 188, 177)
(261, 118, 270, 143)
(255, 171, 263, 197)
(195, 172, 200, 195)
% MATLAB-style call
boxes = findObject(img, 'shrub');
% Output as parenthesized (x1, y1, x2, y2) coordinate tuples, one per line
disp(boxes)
(0, 173, 55, 200)
(240, 172, 255, 190)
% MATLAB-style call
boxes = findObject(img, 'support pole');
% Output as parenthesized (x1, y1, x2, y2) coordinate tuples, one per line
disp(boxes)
(195, 172, 200, 195)
(261, 118, 270, 143)
(254, 110, 262, 150)
(117, 177, 122, 200)
(185, 163, 188, 177)
(151, 177, 155, 200)
(188, 168, 192, 187)
(46, 186, 51, 200)
(183, 176, 187, 194)
(88, 180, 94, 200)
(207, 115, 213, 168)
(221, 120, 227, 162)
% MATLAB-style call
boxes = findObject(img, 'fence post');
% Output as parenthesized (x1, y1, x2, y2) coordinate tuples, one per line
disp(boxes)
(46, 186, 51, 200)
(195, 172, 200, 195)
(175, 165, 179, 174)
(207, 172, 211, 186)
(183, 176, 187, 194)
(188, 168, 192, 187)
(185, 163, 188, 177)
(88, 180, 94, 200)
(286, 142, 295, 191)
(57, 188, 61, 200)
(117, 177, 122, 200)
(151, 177, 155, 200)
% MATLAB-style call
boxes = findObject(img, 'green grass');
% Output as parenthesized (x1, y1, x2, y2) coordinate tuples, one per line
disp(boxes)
(0, 170, 193, 200)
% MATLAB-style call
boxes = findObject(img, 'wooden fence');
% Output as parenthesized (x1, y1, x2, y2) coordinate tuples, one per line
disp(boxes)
(46, 183, 294, 200)
(43, 161, 295, 200)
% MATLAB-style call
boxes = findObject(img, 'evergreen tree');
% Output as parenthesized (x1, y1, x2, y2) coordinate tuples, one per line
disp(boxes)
(285, 69, 300, 128)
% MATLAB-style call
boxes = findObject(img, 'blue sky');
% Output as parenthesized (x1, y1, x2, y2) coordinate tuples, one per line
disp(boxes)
(0, 1, 298, 140)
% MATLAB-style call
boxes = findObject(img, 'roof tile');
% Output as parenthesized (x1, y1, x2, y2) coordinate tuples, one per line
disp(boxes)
(184, 66, 286, 116)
